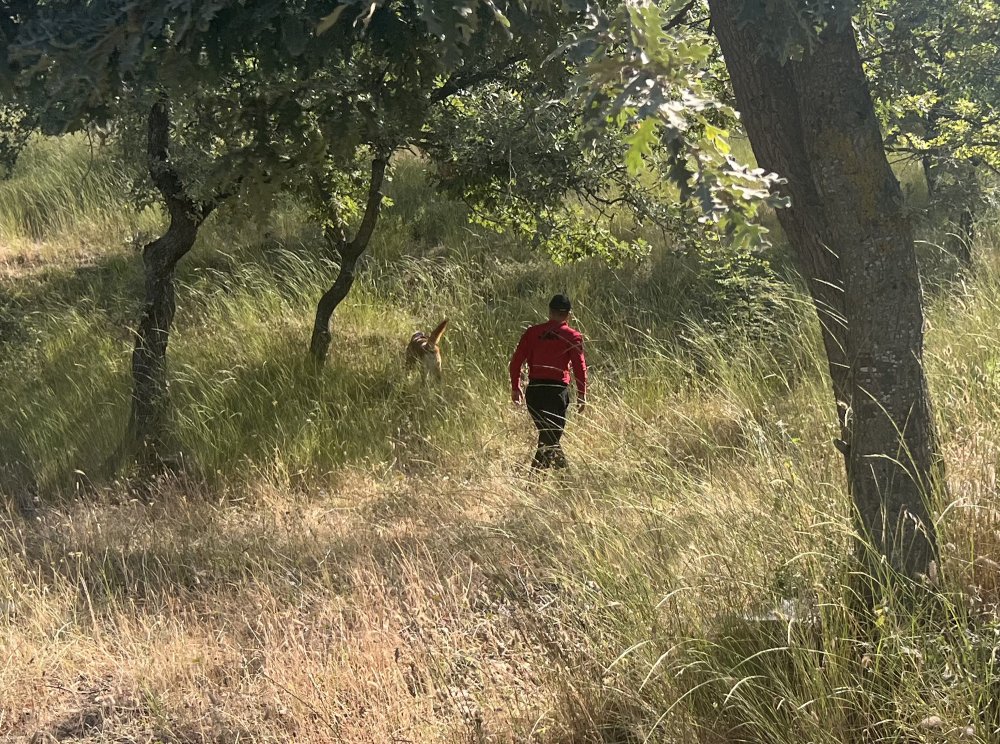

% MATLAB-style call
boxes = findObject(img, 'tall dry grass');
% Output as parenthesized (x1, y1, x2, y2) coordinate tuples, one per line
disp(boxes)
(1, 137, 1000, 742)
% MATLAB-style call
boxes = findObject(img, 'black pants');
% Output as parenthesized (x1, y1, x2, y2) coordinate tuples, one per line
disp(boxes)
(525, 381, 569, 469)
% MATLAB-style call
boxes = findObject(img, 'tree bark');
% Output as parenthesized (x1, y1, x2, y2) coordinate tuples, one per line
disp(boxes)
(795, 23, 940, 579)
(707, 4, 850, 434)
(954, 205, 974, 268)
(309, 155, 388, 365)
(120, 99, 214, 465)
(309, 243, 362, 364)
(709, 2, 941, 580)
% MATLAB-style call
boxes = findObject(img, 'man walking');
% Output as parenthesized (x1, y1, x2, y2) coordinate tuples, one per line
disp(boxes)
(509, 294, 588, 469)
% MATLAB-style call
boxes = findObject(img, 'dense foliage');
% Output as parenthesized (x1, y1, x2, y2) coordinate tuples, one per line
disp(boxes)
(863, 0, 1000, 258)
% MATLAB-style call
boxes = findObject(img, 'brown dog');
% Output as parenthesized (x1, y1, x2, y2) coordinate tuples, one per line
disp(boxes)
(405, 319, 448, 379)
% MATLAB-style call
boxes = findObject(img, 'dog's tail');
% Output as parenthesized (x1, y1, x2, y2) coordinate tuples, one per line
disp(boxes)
(428, 318, 448, 346)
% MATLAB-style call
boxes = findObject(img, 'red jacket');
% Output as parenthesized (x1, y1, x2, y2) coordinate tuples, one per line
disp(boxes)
(509, 320, 587, 399)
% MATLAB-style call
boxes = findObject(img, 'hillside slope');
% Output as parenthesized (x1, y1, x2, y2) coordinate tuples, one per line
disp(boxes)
(2, 138, 1000, 742)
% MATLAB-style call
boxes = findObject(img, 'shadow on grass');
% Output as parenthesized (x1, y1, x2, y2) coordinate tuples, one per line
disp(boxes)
(0, 301, 131, 497)
(0, 233, 424, 493)
(1, 206, 815, 504)
(0, 339, 474, 503)
(2, 464, 519, 631)
(167, 324, 481, 480)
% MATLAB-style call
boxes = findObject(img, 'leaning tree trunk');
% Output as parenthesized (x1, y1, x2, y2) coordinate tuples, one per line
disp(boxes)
(309, 156, 388, 366)
(120, 99, 215, 466)
(709, 1, 942, 581)
(795, 23, 941, 578)
(309, 243, 363, 364)
(704, 8, 851, 436)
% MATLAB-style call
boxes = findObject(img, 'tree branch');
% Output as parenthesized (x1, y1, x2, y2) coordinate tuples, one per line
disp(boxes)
(146, 97, 222, 225)
(430, 54, 527, 104)
(663, 0, 697, 33)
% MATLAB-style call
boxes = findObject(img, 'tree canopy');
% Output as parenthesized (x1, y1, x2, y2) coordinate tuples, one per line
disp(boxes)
(863, 0, 1000, 177)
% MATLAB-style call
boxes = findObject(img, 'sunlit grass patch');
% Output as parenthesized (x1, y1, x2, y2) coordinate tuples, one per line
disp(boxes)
(3, 134, 1000, 741)
(0, 134, 160, 254)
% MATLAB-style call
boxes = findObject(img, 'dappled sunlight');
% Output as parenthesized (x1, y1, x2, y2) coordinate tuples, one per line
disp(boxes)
(2, 132, 1000, 742)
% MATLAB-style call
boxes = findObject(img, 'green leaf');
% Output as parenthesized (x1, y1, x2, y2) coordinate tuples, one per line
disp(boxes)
(624, 117, 659, 175)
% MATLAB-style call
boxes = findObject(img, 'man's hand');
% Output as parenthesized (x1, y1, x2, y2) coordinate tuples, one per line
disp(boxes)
(512, 389, 524, 406)
(577, 398, 586, 414)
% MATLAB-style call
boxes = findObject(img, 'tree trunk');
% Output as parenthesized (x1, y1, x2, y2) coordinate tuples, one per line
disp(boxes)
(119, 99, 214, 466)
(709, 3, 941, 580)
(946, 163, 978, 269)
(127, 217, 200, 458)
(921, 107, 942, 199)
(923, 108, 976, 268)
(795, 24, 940, 579)
(309, 155, 388, 366)
(954, 205, 974, 268)
(922, 154, 937, 199)
(309, 247, 362, 364)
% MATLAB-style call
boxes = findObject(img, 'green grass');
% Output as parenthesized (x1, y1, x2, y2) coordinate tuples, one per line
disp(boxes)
(0, 133, 159, 249)
(1, 135, 1000, 742)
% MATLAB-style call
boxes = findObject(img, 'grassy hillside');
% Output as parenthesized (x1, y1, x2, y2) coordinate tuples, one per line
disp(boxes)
(2, 136, 1000, 742)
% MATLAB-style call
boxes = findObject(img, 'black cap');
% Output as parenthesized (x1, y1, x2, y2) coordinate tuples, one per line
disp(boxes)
(548, 294, 572, 312)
